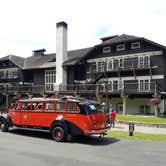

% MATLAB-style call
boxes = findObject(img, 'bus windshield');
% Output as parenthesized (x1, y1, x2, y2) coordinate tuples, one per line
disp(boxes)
(79, 102, 104, 114)
(88, 103, 104, 114)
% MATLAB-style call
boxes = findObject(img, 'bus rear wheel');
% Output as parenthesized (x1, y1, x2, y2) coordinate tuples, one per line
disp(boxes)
(52, 126, 67, 142)
(0, 121, 9, 132)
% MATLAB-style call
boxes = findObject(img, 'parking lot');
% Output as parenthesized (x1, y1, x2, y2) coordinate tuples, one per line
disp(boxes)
(1, 129, 166, 166)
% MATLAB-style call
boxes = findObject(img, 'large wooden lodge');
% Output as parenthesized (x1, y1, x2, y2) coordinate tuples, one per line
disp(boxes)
(0, 22, 166, 115)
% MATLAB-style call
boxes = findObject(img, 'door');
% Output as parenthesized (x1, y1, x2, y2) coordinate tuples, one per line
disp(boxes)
(8, 102, 21, 125)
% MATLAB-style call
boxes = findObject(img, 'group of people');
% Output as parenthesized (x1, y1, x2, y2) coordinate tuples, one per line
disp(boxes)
(102, 103, 117, 128)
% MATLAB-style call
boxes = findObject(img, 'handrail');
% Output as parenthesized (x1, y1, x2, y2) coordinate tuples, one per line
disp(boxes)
(0, 82, 158, 94)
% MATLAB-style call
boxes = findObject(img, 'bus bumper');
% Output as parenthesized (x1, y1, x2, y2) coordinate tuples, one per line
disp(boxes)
(85, 128, 109, 135)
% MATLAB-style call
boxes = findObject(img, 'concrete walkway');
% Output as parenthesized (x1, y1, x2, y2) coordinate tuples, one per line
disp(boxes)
(111, 123, 166, 135)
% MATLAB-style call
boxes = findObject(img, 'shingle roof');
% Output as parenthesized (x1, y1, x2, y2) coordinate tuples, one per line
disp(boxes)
(23, 54, 55, 69)
(63, 47, 92, 66)
(0, 55, 25, 68)
(23, 47, 92, 69)
(98, 34, 142, 46)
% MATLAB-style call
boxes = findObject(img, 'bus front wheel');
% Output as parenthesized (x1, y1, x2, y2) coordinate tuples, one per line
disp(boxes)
(52, 126, 67, 142)
(0, 121, 9, 132)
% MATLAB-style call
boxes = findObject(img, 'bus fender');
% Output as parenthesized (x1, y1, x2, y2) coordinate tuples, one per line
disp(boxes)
(0, 113, 13, 127)
(50, 118, 68, 133)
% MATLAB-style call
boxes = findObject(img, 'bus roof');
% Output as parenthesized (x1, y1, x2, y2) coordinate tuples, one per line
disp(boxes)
(17, 97, 99, 105)
(18, 97, 83, 103)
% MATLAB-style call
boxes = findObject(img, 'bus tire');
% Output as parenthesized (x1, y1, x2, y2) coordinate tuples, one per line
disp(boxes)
(0, 121, 9, 132)
(52, 126, 67, 142)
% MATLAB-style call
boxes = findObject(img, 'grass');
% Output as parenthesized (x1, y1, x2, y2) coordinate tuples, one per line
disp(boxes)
(116, 114, 166, 124)
(107, 130, 166, 141)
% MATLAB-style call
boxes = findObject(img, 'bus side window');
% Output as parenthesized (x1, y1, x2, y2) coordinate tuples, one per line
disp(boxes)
(15, 103, 21, 111)
(56, 102, 64, 112)
(45, 102, 54, 111)
(22, 103, 31, 111)
(34, 103, 43, 111)
(67, 102, 79, 112)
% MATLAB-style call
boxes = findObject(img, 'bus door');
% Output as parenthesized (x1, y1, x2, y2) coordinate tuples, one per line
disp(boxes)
(9, 102, 22, 125)
(88, 104, 106, 129)
(20, 102, 32, 126)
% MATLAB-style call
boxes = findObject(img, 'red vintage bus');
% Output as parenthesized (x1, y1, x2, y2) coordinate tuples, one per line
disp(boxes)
(0, 97, 109, 142)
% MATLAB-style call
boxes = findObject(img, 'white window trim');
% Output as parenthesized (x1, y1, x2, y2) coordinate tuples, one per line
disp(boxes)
(107, 59, 114, 71)
(103, 46, 111, 53)
(87, 51, 162, 63)
(131, 42, 140, 49)
(118, 58, 124, 68)
(138, 79, 151, 92)
(45, 69, 56, 92)
(97, 61, 106, 72)
(116, 44, 125, 51)
(107, 80, 124, 92)
(138, 56, 150, 68)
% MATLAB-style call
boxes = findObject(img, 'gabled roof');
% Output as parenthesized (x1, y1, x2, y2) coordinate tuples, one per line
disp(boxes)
(97, 34, 166, 50)
(63, 47, 92, 66)
(23, 47, 92, 69)
(0, 55, 25, 68)
(98, 34, 142, 46)
(23, 54, 55, 69)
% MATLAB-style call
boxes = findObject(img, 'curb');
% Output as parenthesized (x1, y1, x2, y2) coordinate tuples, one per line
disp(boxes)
(116, 120, 166, 128)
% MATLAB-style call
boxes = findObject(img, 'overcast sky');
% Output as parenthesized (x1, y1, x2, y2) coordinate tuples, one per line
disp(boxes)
(0, 0, 166, 58)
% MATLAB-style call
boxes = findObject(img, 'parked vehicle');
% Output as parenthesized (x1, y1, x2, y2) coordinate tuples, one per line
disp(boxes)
(0, 97, 109, 142)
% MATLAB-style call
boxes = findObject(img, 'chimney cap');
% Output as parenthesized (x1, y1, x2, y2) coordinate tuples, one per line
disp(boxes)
(56, 21, 68, 28)
(32, 49, 46, 53)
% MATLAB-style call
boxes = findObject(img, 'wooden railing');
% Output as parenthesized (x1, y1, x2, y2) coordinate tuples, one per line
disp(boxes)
(87, 58, 152, 73)
(0, 82, 159, 95)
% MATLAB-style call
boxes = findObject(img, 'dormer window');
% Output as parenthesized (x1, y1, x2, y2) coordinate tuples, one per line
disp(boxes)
(116, 44, 125, 51)
(131, 42, 140, 49)
(103, 46, 111, 53)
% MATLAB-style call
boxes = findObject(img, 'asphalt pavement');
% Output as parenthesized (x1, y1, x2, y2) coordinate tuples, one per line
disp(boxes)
(1, 129, 166, 166)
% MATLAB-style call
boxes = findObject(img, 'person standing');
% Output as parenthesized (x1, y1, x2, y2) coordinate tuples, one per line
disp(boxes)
(109, 105, 117, 128)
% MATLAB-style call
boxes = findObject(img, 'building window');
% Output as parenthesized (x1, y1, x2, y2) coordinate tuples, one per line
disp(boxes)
(103, 47, 111, 53)
(138, 56, 150, 68)
(107, 80, 123, 92)
(45, 69, 56, 92)
(0, 68, 18, 79)
(139, 80, 150, 92)
(131, 42, 140, 49)
(107, 60, 114, 70)
(87, 63, 96, 73)
(117, 103, 123, 114)
(8, 69, 18, 79)
(116, 44, 125, 51)
(97, 61, 106, 72)
(118, 58, 124, 68)
(140, 105, 150, 115)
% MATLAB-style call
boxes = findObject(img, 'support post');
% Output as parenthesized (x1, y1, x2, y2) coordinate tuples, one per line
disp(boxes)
(96, 84, 100, 103)
(5, 94, 9, 110)
(122, 95, 127, 115)
(154, 104, 159, 117)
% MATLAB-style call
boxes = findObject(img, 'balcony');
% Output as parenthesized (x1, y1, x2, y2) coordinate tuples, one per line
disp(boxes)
(87, 57, 154, 74)
(0, 82, 158, 95)
(0, 69, 19, 79)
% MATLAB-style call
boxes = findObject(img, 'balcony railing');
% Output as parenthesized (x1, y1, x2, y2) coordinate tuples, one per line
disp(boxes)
(87, 58, 152, 73)
(0, 82, 159, 95)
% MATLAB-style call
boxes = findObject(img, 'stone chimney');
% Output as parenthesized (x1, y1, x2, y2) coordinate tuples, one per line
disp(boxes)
(55, 21, 68, 90)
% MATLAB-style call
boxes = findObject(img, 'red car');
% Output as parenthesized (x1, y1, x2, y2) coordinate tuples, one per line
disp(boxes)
(0, 97, 109, 142)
